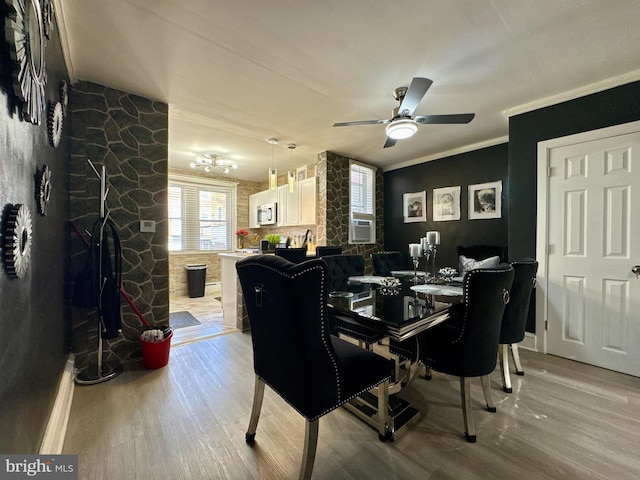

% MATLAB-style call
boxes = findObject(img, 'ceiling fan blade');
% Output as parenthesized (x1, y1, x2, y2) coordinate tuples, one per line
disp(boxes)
(332, 119, 389, 127)
(383, 137, 397, 148)
(398, 77, 433, 116)
(414, 113, 475, 124)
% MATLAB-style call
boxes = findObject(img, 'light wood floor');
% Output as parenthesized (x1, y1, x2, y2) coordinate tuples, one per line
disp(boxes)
(169, 290, 237, 347)
(63, 332, 640, 479)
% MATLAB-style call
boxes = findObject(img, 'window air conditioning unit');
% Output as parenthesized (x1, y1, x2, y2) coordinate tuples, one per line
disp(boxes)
(350, 219, 374, 244)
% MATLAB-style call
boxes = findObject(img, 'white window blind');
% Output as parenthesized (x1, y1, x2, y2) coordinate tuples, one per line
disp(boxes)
(168, 176, 236, 252)
(349, 161, 376, 244)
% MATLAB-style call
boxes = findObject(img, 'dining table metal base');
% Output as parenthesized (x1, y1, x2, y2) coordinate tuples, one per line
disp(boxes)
(343, 391, 420, 441)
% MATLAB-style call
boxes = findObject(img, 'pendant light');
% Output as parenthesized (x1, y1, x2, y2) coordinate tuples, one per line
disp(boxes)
(268, 138, 278, 190)
(287, 144, 296, 193)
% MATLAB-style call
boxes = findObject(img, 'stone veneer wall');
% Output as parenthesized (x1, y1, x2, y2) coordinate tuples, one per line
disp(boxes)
(69, 82, 168, 368)
(321, 151, 384, 274)
(167, 168, 263, 297)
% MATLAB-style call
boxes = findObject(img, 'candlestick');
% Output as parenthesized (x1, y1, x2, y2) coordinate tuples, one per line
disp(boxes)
(409, 243, 422, 257)
(426, 231, 440, 245)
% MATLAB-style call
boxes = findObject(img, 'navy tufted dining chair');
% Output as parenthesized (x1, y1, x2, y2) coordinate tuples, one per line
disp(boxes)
(371, 251, 410, 276)
(499, 259, 538, 393)
(236, 255, 391, 480)
(275, 247, 308, 264)
(320, 254, 365, 292)
(315, 245, 343, 257)
(417, 264, 514, 442)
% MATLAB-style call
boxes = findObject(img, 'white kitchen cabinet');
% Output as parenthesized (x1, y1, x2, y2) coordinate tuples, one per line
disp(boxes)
(298, 177, 316, 225)
(250, 179, 315, 227)
(248, 192, 260, 228)
(278, 184, 299, 226)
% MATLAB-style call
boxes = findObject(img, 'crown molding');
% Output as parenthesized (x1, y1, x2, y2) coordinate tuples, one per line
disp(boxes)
(503, 69, 640, 118)
(384, 135, 509, 172)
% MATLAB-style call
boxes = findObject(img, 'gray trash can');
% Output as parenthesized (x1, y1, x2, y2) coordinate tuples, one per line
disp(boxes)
(185, 264, 207, 298)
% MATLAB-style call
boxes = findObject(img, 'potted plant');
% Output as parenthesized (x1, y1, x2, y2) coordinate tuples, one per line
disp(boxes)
(265, 234, 281, 251)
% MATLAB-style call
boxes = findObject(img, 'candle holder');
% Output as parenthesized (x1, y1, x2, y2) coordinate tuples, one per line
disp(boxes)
(426, 244, 437, 284)
(408, 243, 422, 283)
(411, 255, 421, 283)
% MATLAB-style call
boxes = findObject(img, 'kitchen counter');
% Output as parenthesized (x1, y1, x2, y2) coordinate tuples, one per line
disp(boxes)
(218, 252, 255, 331)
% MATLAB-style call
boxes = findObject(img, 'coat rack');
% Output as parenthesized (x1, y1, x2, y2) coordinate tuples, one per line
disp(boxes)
(75, 159, 123, 385)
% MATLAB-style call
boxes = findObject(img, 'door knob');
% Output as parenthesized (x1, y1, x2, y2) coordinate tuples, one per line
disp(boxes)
(632, 266, 640, 278)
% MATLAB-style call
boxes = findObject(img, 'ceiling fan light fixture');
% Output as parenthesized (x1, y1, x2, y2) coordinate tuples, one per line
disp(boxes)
(385, 118, 418, 140)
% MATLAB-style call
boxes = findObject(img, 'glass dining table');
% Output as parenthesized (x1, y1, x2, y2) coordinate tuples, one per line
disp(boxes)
(328, 274, 463, 439)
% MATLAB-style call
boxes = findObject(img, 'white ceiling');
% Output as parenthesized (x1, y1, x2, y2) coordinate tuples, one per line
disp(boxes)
(55, 0, 640, 182)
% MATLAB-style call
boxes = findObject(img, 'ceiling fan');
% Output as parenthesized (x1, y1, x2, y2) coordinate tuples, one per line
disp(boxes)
(332, 77, 475, 148)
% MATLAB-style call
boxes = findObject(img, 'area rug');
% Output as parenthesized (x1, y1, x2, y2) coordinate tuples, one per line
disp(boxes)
(170, 311, 201, 329)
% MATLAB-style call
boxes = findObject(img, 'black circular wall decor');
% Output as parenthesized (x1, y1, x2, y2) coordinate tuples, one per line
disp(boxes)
(4, 204, 33, 279)
(4, 0, 48, 125)
(47, 101, 63, 147)
(37, 165, 52, 215)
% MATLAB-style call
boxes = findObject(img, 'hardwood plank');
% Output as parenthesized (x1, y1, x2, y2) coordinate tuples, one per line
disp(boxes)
(63, 332, 640, 479)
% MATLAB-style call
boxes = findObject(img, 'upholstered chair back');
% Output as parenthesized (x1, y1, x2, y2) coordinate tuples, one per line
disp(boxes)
(420, 264, 515, 377)
(456, 245, 508, 263)
(371, 251, 410, 276)
(500, 259, 538, 345)
(321, 254, 365, 292)
(236, 255, 343, 420)
(274, 247, 307, 264)
(315, 245, 343, 257)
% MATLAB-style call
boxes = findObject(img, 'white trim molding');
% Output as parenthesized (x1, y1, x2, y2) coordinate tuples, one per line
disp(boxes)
(40, 357, 75, 454)
(535, 119, 640, 356)
(52, 0, 78, 82)
(384, 135, 509, 172)
(504, 69, 640, 118)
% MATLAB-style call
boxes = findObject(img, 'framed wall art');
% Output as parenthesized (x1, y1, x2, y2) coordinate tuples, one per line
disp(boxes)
(403, 191, 426, 223)
(432, 186, 461, 221)
(468, 180, 502, 220)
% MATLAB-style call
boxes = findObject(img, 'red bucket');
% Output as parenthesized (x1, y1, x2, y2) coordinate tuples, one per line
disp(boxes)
(140, 329, 173, 369)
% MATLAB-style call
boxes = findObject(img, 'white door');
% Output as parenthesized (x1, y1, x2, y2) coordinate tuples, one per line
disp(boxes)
(543, 125, 640, 376)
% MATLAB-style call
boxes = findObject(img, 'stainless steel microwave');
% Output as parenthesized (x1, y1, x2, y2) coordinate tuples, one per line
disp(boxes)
(258, 202, 277, 225)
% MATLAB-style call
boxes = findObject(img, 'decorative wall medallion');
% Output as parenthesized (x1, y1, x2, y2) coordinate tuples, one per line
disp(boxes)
(4, 0, 48, 125)
(42, 0, 53, 40)
(37, 165, 52, 215)
(4, 204, 33, 278)
(47, 101, 63, 147)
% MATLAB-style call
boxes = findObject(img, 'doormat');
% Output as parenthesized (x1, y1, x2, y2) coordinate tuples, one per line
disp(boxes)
(170, 311, 201, 329)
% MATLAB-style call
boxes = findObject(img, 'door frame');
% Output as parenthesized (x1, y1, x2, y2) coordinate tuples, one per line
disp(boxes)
(535, 119, 640, 354)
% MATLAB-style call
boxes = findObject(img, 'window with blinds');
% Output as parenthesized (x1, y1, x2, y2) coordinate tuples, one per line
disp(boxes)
(168, 177, 236, 252)
(349, 161, 376, 244)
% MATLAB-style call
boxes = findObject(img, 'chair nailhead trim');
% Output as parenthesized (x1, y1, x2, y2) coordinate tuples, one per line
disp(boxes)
(455, 268, 511, 343)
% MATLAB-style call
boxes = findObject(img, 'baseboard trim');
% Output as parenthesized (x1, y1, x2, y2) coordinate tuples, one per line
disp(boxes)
(520, 332, 537, 352)
(40, 356, 75, 454)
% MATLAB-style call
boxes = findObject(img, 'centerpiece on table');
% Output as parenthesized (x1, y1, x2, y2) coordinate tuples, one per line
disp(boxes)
(236, 229, 249, 249)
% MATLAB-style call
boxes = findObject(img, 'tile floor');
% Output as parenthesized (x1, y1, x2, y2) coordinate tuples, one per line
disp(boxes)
(169, 287, 237, 347)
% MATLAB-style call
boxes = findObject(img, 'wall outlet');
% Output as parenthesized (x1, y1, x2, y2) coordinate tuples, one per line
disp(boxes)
(140, 220, 156, 233)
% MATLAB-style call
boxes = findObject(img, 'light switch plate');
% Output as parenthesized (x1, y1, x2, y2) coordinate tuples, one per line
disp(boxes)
(140, 220, 156, 233)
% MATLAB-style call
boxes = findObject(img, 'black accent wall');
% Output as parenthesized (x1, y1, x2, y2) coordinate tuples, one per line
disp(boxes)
(0, 9, 71, 452)
(384, 143, 509, 270)
(508, 80, 640, 262)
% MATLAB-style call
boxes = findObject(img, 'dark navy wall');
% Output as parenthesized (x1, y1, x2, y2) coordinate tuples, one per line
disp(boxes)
(508, 80, 640, 261)
(0, 8, 71, 452)
(384, 143, 509, 270)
